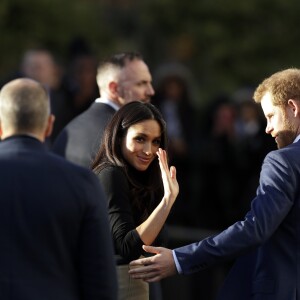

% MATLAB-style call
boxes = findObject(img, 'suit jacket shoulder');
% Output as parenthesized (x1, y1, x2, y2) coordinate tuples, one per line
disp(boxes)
(52, 102, 116, 168)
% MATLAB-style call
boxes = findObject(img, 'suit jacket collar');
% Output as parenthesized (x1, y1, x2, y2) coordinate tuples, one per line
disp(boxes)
(294, 134, 300, 143)
(95, 97, 120, 111)
(0, 135, 47, 152)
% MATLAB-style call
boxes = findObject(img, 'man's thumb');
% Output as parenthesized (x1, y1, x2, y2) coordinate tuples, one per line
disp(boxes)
(142, 245, 161, 255)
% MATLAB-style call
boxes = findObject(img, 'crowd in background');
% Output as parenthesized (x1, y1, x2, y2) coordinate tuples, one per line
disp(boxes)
(0, 40, 276, 233)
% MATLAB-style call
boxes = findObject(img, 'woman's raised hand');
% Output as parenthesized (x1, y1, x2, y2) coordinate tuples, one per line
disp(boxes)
(157, 148, 179, 204)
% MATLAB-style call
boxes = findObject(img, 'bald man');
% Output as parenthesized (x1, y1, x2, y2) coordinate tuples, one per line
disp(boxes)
(0, 78, 117, 300)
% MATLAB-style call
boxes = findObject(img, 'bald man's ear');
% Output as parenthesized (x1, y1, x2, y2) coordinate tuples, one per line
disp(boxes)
(44, 114, 55, 139)
(108, 81, 118, 96)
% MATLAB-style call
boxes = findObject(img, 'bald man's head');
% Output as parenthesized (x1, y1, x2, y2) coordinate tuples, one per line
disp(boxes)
(0, 78, 53, 140)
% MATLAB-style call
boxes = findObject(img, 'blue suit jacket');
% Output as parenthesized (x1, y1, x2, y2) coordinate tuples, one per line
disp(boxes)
(174, 140, 300, 299)
(52, 102, 116, 168)
(0, 135, 117, 300)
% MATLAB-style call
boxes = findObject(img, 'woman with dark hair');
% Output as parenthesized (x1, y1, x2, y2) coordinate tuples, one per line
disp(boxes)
(92, 101, 179, 300)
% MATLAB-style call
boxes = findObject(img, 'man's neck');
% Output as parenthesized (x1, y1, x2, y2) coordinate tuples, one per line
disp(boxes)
(1, 132, 43, 142)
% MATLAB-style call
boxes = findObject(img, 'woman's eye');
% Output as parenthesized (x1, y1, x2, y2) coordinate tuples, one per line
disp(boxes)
(153, 139, 161, 145)
(135, 137, 144, 142)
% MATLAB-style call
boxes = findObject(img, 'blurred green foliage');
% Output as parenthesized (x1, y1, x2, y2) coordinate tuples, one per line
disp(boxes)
(1, 0, 300, 103)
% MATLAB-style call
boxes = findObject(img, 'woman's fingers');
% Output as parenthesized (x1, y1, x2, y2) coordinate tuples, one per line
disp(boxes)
(170, 166, 176, 179)
(157, 148, 168, 170)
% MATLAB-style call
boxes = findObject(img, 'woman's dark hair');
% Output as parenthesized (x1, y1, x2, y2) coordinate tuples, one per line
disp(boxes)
(92, 101, 167, 219)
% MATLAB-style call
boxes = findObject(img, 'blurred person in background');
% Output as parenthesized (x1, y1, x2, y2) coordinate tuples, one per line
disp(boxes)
(66, 53, 99, 114)
(152, 63, 200, 227)
(233, 88, 275, 219)
(64, 37, 100, 116)
(19, 48, 75, 143)
(198, 91, 275, 230)
(198, 95, 240, 229)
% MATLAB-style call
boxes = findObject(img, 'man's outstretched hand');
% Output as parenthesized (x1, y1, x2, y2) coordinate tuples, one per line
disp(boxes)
(128, 245, 177, 282)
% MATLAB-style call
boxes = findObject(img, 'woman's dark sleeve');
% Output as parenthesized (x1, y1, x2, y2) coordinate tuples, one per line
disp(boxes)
(96, 167, 144, 262)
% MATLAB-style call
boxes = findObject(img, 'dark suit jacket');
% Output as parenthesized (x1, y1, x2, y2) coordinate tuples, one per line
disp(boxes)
(52, 102, 116, 168)
(174, 140, 300, 300)
(0, 135, 117, 300)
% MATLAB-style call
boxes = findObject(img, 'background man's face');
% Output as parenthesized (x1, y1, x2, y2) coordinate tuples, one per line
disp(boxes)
(117, 59, 155, 105)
